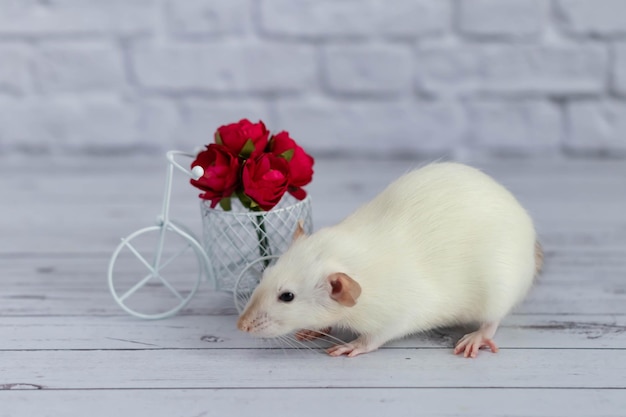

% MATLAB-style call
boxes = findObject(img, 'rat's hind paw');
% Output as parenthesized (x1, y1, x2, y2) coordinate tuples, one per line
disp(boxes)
(295, 327, 332, 341)
(454, 331, 499, 358)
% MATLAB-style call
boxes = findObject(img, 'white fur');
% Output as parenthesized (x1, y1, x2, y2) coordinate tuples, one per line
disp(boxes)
(238, 162, 537, 350)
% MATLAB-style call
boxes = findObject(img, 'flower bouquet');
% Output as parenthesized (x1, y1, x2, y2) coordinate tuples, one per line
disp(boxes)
(190, 119, 314, 292)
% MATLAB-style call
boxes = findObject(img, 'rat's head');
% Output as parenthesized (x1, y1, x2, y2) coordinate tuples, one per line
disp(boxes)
(237, 224, 361, 338)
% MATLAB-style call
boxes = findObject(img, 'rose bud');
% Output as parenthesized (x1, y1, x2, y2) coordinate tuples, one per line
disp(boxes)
(269, 131, 314, 200)
(241, 153, 290, 211)
(190, 144, 241, 209)
(214, 119, 270, 158)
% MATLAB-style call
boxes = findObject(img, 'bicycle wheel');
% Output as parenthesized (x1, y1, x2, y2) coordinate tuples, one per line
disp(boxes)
(233, 255, 279, 314)
(108, 223, 206, 319)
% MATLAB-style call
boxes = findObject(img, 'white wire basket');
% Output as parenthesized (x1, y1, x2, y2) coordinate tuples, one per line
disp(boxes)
(107, 150, 313, 319)
(201, 194, 312, 292)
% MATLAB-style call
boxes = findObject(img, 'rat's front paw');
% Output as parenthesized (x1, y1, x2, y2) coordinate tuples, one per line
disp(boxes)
(295, 327, 331, 341)
(326, 337, 378, 358)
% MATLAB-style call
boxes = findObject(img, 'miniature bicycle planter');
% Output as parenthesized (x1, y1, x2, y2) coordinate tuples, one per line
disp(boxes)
(107, 150, 312, 319)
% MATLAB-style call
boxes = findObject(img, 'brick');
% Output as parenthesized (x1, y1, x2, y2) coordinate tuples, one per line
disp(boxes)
(613, 44, 626, 95)
(33, 43, 126, 93)
(323, 45, 413, 95)
(175, 99, 271, 151)
(259, 0, 375, 39)
(566, 101, 626, 155)
(166, 0, 250, 37)
(0, 97, 178, 153)
(260, 0, 449, 39)
(458, 0, 545, 38)
(0, 45, 32, 95)
(557, 0, 626, 37)
(275, 99, 464, 156)
(132, 43, 316, 93)
(415, 44, 607, 96)
(0, 0, 157, 36)
(375, 0, 450, 38)
(467, 100, 561, 154)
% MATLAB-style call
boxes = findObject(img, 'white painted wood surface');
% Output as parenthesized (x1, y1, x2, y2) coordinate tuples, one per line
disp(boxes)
(1, 156, 625, 416)
(3, 389, 625, 417)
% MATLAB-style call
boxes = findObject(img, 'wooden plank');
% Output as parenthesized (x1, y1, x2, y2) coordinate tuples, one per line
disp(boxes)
(2, 248, 625, 316)
(10, 245, 621, 290)
(0, 158, 410, 254)
(1, 315, 625, 351)
(1, 348, 625, 389)
(2, 158, 626, 254)
(4, 202, 622, 254)
(1, 389, 625, 417)
(1, 156, 624, 413)
(2, 277, 626, 316)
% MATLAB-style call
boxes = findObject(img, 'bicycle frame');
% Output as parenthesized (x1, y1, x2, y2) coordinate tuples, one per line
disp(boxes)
(160, 150, 203, 226)
(108, 149, 309, 318)
(151, 151, 208, 279)
(107, 150, 210, 319)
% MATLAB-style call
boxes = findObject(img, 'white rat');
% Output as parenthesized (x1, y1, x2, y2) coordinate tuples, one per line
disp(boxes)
(237, 162, 542, 358)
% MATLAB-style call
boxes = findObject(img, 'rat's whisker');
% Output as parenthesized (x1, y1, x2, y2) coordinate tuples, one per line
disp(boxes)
(283, 335, 320, 355)
(301, 328, 349, 346)
(274, 335, 292, 357)
(291, 333, 333, 350)
(296, 337, 328, 351)
(263, 336, 289, 357)
(277, 334, 300, 351)
(283, 336, 306, 351)
(284, 334, 326, 355)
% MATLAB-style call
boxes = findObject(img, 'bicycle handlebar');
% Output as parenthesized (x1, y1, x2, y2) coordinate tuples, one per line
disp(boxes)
(165, 150, 203, 180)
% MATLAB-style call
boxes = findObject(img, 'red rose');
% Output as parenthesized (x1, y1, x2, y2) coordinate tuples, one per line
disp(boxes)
(269, 131, 314, 200)
(190, 144, 240, 208)
(215, 119, 269, 158)
(242, 153, 290, 211)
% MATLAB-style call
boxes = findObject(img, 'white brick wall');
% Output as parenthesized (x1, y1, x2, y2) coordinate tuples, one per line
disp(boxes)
(274, 99, 464, 154)
(131, 43, 317, 93)
(0, 45, 32, 95)
(458, 0, 546, 38)
(466, 100, 561, 153)
(566, 100, 626, 156)
(0, 0, 624, 158)
(166, 0, 251, 37)
(0, 0, 157, 36)
(556, 0, 626, 36)
(415, 44, 607, 96)
(323, 45, 413, 95)
(34, 43, 127, 94)
(614, 44, 626, 95)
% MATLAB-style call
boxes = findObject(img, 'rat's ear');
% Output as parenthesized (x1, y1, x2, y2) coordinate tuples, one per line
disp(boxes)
(327, 273, 361, 307)
(292, 219, 307, 241)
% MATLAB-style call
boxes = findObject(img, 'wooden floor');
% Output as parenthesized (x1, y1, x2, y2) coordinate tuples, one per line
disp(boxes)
(1, 155, 625, 416)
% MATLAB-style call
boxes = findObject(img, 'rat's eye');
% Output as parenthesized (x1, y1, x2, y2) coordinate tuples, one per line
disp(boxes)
(278, 292, 295, 302)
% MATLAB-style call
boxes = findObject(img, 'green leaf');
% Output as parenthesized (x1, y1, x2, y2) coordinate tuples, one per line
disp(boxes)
(219, 197, 232, 211)
(280, 148, 295, 162)
(237, 192, 253, 210)
(239, 139, 255, 158)
(214, 131, 223, 145)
